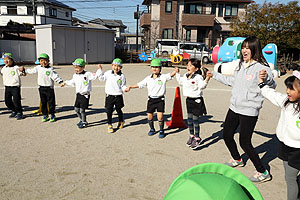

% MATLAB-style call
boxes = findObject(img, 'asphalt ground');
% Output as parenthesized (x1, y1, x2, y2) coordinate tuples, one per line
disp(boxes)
(0, 63, 291, 199)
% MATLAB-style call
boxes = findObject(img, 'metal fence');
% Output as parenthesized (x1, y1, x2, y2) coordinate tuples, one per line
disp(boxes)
(0, 40, 36, 63)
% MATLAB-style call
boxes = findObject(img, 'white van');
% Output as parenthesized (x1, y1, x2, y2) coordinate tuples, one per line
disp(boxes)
(155, 39, 179, 56)
(177, 42, 211, 64)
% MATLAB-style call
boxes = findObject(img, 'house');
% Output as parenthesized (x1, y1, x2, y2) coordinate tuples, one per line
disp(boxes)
(0, 0, 76, 26)
(140, 0, 252, 49)
(88, 18, 127, 39)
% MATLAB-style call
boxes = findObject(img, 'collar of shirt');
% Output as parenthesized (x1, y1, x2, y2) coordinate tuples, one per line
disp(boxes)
(151, 73, 161, 78)
(186, 73, 196, 79)
(244, 60, 256, 68)
(78, 70, 86, 75)
(111, 70, 122, 75)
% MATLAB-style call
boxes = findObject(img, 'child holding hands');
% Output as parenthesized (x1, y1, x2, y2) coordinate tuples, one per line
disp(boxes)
(126, 59, 176, 138)
(175, 58, 211, 149)
(259, 70, 300, 200)
(98, 58, 127, 133)
(62, 58, 101, 128)
(24, 53, 63, 122)
(1, 53, 25, 119)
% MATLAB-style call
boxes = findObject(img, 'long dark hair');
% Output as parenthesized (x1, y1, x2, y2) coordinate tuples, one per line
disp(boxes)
(284, 75, 300, 114)
(188, 58, 201, 75)
(239, 36, 269, 69)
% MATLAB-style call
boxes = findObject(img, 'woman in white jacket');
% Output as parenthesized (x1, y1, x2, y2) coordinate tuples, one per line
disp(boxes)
(259, 70, 300, 200)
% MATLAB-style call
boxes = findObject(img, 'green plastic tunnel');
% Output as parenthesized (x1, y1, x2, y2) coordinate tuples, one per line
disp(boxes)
(164, 163, 263, 200)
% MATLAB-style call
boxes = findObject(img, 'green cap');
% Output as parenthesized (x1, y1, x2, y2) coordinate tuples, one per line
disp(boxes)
(112, 58, 123, 66)
(151, 59, 161, 67)
(164, 163, 263, 200)
(72, 58, 86, 67)
(38, 53, 49, 60)
(2, 53, 13, 60)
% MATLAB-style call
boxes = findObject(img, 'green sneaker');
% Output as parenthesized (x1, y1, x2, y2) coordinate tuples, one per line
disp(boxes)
(42, 115, 48, 122)
(49, 115, 55, 122)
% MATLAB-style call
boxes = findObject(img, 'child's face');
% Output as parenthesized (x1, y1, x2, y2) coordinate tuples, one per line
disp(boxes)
(39, 58, 49, 67)
(3, 57, 13, 66)
(241, 42, 252, 62)
(112, 64, 122, 74)
(73, 65, 85, 74)
(151, 66, 161, 75)
(286, 81, 300, 102)
(186, 61, 198, 74)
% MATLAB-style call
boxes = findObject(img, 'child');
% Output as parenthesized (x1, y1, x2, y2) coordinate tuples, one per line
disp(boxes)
(62, 58, 101, 128)
(125, 59, 176, 138)
(1, 53, 25, 119)
(259, 70, 300, 200)
(24, 53, 63, 122)
(175, 59, 211, 149)
(98, 58, 127, 133)
(207, 36, 276, 182)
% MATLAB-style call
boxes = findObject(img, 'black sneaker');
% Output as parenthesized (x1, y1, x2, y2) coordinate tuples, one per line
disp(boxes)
(78, 122, 88, 129)
(190, 138, 201, 150)
(9, 112, 17, 118)
(186, 136, 195, 147)
(16, 113, 23, 120)
(148, 129, 156, 136)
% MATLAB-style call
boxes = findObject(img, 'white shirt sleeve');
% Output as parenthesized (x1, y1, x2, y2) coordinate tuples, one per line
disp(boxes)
(98, 70, 106, 81)
(25, 66, 38, 74)
(137, 76, 148, 88)
(261, 85, 287, 108)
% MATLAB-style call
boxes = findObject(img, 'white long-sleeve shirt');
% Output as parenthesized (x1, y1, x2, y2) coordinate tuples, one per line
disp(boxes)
(1, 65, 22, 86)
(261, 85, 300, 148)
(138, 73, 172, 98)
(176, 73, 207, 98)
(65, 70, 100, 96)
(98, 70, 127, 95)
(25, 65, 63, 87)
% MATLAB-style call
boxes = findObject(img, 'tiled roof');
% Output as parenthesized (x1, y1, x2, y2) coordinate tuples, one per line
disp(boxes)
(89, 18, 127, 29)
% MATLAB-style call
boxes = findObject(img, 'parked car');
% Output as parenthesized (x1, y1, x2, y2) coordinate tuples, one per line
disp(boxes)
(177, 42, 211, 64)
(155, 39, 179, 56)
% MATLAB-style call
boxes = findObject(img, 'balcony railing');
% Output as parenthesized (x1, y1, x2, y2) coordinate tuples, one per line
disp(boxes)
(182, 13, 215, 27)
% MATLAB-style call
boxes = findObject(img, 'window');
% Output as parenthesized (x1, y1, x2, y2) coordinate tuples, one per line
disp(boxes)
(186, 30, 191, 41)
(225, 4, 238, 16)
(162, 29, 173, 39)
(165, 1, 172, 13)
(7, 6, 17, 15)
(185, 3, 203, 14)
(218, 4, 223, 17)
(211, 4, 216, 15)
(49, 8, 57, 17)
(27, 6, 33, 15)
(66, 12, 69, 17)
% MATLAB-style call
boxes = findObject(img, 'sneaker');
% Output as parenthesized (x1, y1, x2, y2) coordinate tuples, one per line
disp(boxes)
(16, 113, 23, 120)
(9, 112, 17, 118)
(108, 125, 114, 133)
(148, 129, 156, 136)
(249, 170, 272, 183)
(77, 121, 82, 126)
(78, 122, 88, 129)
(117, 121, 125, 129)
(42, 115, 48, 122)
(49, 115, 55, 122)
(158, 130, 165, 138)
(186, 135, 195, 147)
(224, 158, 244, 167)
(190, 138, 201, 149)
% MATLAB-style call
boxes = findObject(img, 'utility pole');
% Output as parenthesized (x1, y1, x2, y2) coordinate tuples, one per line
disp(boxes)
(134, 5, 139, 53)
(32, 0, 36, 25)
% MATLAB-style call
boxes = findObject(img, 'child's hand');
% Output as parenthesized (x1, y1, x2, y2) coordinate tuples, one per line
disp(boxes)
(174, 67, 179, 73)
(206, 71, 213, 78)
(259, 70, 267, 83)
(60, 82, 65, 87)
(98, 64, 102, 70)
(125, 87, 130, 92)
(18, 66, 24, 72)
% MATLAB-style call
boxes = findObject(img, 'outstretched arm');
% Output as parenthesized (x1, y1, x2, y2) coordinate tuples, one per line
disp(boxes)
(125, 84, 139, 92)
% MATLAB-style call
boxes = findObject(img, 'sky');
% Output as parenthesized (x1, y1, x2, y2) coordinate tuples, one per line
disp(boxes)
(63, 0, 299, 34)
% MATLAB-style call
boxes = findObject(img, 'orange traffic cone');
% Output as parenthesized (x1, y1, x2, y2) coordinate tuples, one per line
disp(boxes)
(165, 87, 187, 128)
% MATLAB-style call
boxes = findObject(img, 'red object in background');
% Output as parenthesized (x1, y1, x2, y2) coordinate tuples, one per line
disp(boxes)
(165, 87, 187, 128)
(212, 46, 220, 64)
(182, 52, 191, 60)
